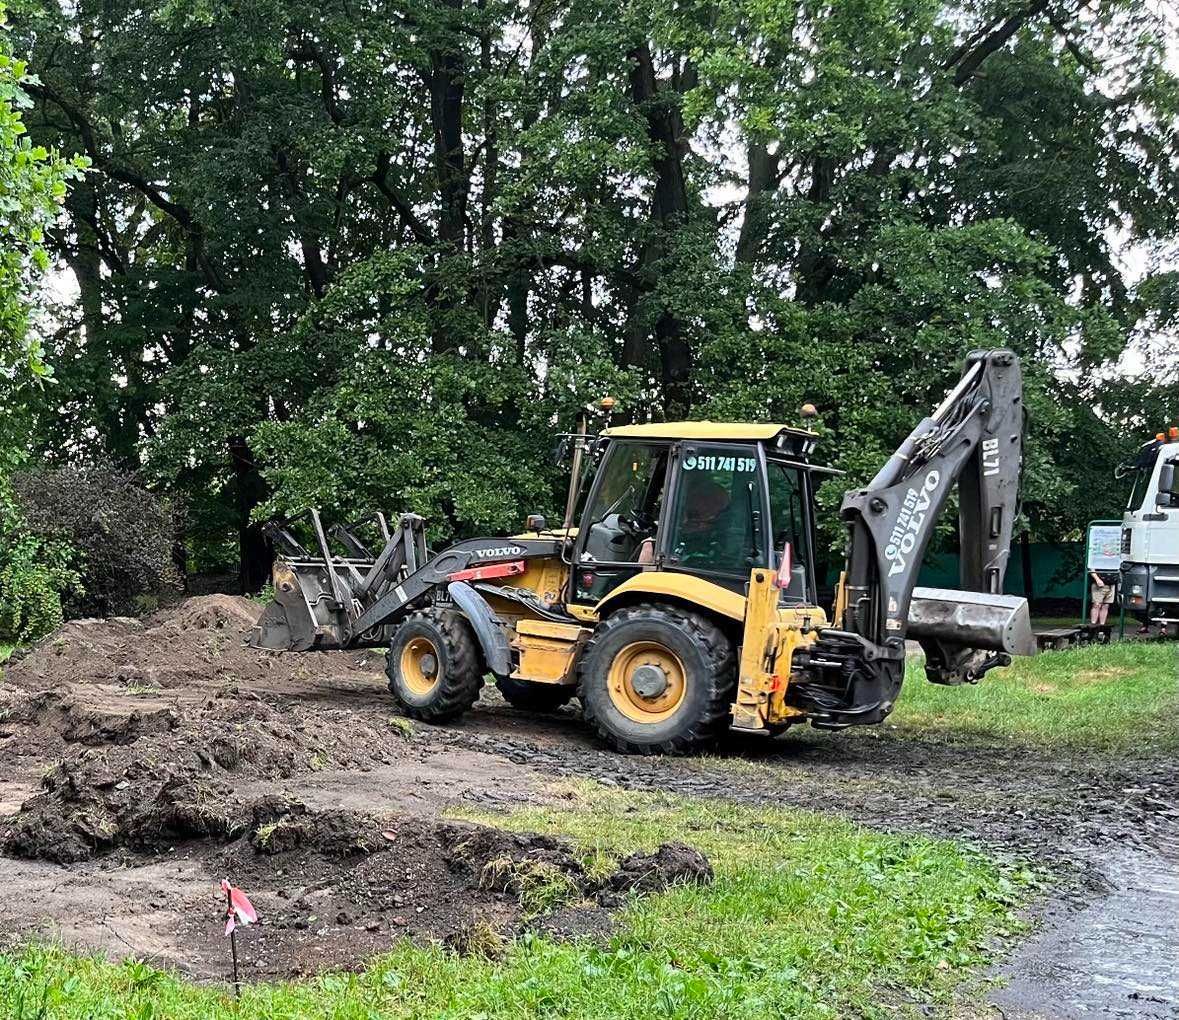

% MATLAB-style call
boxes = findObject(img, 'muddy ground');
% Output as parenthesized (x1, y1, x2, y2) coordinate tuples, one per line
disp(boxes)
(0, 597, 1175, 1016)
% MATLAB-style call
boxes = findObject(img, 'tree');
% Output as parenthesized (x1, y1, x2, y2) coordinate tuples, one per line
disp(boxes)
(8, 0, 1179, 586)
(0, 4, 83, 383)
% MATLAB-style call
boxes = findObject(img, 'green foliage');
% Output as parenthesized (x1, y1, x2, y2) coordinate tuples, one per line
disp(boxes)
(0, 5, 84, 380)
(5, 0, 1179, 568)
(0, 473, 77, 643)
(12, 462, 179, 618)
(0, 788, 1035, 1017)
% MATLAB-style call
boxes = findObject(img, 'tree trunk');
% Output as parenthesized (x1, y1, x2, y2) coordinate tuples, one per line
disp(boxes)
(228, 435, 272, 594)
(625, 41, 694, 417)
(735, 142, 779, 265)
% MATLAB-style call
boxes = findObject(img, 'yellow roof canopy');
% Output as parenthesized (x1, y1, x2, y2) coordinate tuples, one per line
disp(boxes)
(603, 421, 815, 442)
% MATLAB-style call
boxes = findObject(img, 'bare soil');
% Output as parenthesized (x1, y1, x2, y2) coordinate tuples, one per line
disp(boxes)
(0, 598, 708, 979)
(0, 596, 1176, 1012)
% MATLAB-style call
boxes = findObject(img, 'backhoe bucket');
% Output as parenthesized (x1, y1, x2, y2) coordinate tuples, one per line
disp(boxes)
(907, 586, 1036, 685)
(251, 560, 350, 652)
(908, 587, 1037, 655)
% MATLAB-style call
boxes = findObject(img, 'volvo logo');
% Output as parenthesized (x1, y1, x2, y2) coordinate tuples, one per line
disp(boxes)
(885, 470, 940, 578)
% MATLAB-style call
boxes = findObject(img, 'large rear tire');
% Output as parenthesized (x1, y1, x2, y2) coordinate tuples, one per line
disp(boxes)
(387, 609, 482, 722)
(578, 603, 735, 755)
(496, 676, 575, 712)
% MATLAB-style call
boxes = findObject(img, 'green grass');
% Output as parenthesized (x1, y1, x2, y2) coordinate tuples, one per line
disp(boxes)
(0, 642, 14, 664)
(0, 786, 1035, 1019)
(890, 640, 1178, 752)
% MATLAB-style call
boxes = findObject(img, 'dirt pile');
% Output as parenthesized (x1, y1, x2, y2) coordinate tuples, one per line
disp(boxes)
(216, 802, 712, 968)
(3, 594, 378, 692)
(0, 691, 426, 863)
(601, 841, 714, 897)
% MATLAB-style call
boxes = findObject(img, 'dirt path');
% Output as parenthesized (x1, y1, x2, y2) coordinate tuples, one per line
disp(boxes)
(1, 597, 1175, 1013)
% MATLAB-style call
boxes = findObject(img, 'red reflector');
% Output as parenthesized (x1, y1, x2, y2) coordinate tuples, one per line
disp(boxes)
(448, 560, 526, 582)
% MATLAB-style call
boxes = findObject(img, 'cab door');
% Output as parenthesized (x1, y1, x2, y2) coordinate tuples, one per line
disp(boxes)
(661, 443, 770, 593)
(571, 440, 672, 603)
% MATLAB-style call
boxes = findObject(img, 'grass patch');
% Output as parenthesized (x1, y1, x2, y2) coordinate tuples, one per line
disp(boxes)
(387, 715, 415, 738)
(0, 786, 1035, 1019)
(890, 640, 1178, 752)
(0, 642, 15, 665)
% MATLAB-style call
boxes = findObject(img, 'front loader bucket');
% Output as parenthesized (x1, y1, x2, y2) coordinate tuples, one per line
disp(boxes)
(250, 560, 349, 651)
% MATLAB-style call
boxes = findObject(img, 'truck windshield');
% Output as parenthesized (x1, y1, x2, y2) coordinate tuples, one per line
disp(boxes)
(1125, 446, 1159, 512)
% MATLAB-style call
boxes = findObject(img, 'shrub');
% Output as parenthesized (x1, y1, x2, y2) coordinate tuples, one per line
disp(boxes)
(12, 461, 181, 618)
(0, 477, 78, 643)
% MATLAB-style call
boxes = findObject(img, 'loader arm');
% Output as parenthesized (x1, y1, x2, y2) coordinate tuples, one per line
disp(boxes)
(792, 349, 1035, 727)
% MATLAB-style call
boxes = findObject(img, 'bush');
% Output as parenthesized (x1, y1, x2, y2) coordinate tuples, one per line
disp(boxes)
(12, 461, 181, 618)
(0, 477, 78, 643)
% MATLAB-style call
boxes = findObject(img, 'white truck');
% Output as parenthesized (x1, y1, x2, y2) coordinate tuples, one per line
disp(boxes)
(1120, 428, 1179, 636)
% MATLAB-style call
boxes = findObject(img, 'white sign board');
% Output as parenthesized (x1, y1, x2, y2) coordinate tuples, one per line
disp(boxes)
(1086, 524, 1123, 571)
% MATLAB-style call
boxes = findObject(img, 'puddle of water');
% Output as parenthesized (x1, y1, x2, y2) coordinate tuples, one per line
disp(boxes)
(993, 847, 1179, 1018)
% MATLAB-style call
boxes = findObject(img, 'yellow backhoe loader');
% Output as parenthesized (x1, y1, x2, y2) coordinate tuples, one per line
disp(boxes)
(251, 349, 1035, 754)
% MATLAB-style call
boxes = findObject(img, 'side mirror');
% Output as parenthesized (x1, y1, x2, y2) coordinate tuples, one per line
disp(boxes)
(552, 436, 570, 465)
(1160, 461, 1178, 495)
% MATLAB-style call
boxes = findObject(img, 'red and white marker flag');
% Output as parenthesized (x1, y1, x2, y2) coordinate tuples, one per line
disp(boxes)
(221, 878, 258, 936)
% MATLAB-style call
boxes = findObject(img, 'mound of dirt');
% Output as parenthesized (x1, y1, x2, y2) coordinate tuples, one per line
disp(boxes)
(0, 689, 427, 863)
(215, 804, 710, 971)
(4, 594, 378, 693)
(602, 841, 714, 897)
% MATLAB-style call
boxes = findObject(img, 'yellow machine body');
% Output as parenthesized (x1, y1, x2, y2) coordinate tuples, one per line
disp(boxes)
(476, 554, 826, 732)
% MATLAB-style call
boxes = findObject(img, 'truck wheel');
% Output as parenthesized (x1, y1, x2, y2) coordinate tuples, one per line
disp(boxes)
(496, 676, 575, 712)
(387, 610, 482, 722)
(578, 603, 735, 755)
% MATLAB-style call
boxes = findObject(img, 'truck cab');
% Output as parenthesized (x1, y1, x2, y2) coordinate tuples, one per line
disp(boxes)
(1120, 430, 1179, 634)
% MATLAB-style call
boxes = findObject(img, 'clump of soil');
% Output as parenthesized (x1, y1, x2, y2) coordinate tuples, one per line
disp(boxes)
(602, 841, 714, 897)
(4, 594, 377, 693)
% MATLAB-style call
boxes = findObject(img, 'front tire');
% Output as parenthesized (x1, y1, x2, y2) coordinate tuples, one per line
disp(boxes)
(578, 603, 735, 755)
(387, 609, 482, 722)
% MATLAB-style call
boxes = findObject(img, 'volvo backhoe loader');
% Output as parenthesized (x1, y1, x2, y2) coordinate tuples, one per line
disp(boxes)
(251, 349, 1035, 754)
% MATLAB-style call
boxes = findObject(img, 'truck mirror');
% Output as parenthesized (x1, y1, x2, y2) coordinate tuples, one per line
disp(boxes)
(1160, 461, 1179, 496)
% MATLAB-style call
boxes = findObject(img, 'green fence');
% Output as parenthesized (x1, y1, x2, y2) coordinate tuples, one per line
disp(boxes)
(914, 542, 1085, 600)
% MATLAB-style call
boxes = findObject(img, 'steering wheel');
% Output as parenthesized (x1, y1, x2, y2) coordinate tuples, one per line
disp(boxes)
(617, 510, 654, 537)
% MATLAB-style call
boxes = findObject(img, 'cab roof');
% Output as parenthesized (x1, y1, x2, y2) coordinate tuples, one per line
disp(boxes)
(603, 421, 816, 443)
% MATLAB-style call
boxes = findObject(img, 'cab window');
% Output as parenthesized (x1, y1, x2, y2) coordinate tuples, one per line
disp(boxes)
(665, 444, 764, 578)
(578, 441, 668, 569)
(767, 460, 811, 602)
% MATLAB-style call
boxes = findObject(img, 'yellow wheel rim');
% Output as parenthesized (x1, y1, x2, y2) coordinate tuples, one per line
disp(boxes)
(400, 636, 441, 696)
(606, 641, 687, 724)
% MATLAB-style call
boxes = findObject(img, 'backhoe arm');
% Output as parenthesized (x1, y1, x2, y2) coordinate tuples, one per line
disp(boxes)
(792, 349, 1034, 727)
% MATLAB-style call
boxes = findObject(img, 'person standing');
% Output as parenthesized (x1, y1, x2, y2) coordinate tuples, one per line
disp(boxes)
(1089, 569, 1117, 626)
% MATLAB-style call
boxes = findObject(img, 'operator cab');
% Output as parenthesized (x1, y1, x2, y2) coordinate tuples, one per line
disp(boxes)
(569, 422, 834, 606)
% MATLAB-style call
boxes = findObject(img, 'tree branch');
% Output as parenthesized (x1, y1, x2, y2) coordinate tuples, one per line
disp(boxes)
(26, 81, 228, 293)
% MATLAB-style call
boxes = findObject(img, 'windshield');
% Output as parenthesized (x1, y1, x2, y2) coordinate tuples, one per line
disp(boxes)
(1125, 445, 1159, 512)
(664, 444, 763, 577)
